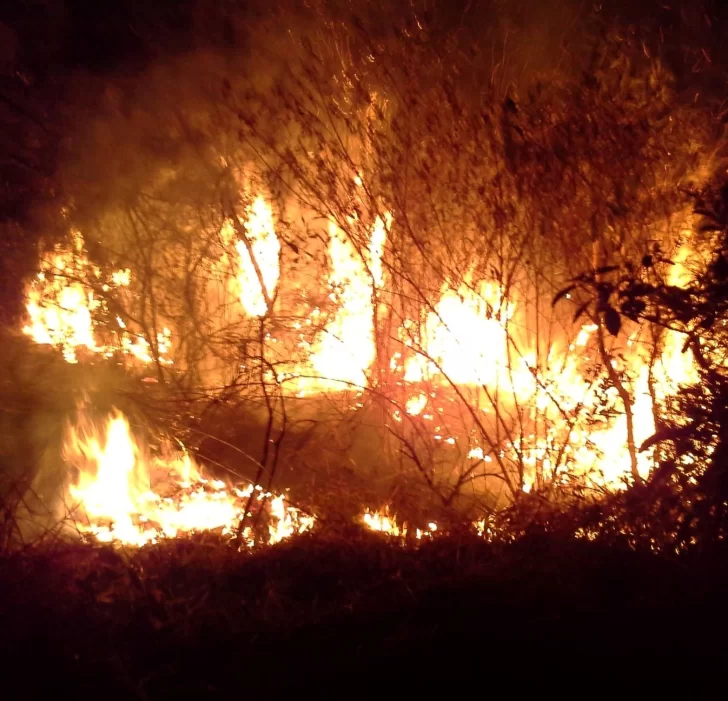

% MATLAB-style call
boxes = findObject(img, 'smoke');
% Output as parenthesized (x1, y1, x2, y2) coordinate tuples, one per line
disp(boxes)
(7, 0, 728, 525)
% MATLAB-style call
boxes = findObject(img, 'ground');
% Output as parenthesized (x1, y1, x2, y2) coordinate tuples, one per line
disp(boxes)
(1, 528, 725, 697)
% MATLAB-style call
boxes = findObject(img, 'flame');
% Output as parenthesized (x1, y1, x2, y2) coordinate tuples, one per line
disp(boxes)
(424, 281, 516, 387)
(25, 285, 97, 363)
(391, 251, 701, 490)
(405, 392, 428, 416)
(23, 232, 172, 366)
(23, 235, 102, 363)
(64, 409, 315, 547)
(309, 215, 390, 388)
(231, 195, 280, 317)
(68, 413, 142, 543)
(654, 243, 699, 391)
(368, 213, 389, 289)
(397, 280, 535, 396)
(362, 507, 437, 540)
(25, 198, 703, 498)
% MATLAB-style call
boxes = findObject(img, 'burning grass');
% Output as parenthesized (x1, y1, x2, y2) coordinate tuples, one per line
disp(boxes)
(61, 407, 315, 547)
(0, 326, 718, 557)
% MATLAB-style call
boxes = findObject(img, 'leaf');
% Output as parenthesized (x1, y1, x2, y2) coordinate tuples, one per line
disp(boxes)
(641, 254, 653, 268)
(552, 284, 577, 307)
(604, 306, 621, 336)
(572, 299, 590, 323)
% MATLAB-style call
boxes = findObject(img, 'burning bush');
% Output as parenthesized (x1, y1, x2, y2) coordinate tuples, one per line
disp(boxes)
(7, 0, 728, 548)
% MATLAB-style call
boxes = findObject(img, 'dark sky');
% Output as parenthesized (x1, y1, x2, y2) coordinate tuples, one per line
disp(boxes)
(3, 1, 727, 87)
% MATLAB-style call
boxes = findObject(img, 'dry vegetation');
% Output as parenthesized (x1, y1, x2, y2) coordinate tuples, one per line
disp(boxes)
(2, 529, 726, 695)
(13, 0, 719, 516)
(3, 1, 728, 690)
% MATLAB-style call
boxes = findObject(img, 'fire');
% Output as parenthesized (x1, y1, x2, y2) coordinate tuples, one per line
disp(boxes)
(309, 214, 391, 388)
(420, 280, 517, 388)
(25, 284, 97, 364)
(23, 233, 102, 363)
(23, 231, 172, 366)
(368, 213, 389, 289)
(229, 195, 280, 317)
(653, 242, 699, 391)
(24, 195, 281, 368)
(24, 195, 703, 501)
(395, 279, 542, 403)
(362, 507, 437, 540)
(68, 413, 142, 543)
(405, 392, 428, 416)
(121, 327, 174, 365)
(64, 409, 315, 547)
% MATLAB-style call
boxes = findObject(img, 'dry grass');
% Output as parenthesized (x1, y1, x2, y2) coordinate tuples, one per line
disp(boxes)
(1, 526, 725, 696)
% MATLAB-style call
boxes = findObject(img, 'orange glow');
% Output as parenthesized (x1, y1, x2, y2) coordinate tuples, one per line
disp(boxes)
(227, 195, 280, 317)
(308, 214, 391, 388)
(65, 408, 315, 547)
(25, 199, 703, 499)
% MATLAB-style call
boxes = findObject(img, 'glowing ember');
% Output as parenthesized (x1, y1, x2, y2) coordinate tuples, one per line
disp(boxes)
(64, 409, 315, 547)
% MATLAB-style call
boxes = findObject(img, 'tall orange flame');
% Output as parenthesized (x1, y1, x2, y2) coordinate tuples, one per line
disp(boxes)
(25, 200, 702, 498)
(65, 409, 315, 547)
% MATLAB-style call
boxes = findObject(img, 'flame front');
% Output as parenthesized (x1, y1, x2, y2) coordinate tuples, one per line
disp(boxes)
(26, 197, 703, 502)
(65, 409, 315, 547)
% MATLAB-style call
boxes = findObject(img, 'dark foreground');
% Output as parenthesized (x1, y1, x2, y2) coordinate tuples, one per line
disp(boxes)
(1, 530, 726, 697)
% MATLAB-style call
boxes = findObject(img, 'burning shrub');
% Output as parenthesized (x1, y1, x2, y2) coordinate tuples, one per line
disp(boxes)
(553, 179, 728, 546)
(9, 0, 728, 545)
